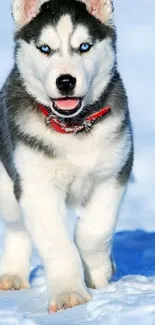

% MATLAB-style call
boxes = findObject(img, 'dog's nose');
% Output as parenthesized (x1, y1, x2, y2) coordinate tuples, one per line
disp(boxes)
(56, 74, 76, 93)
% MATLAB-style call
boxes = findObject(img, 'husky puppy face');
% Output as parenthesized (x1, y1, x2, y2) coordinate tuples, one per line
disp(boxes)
(13, 0, 116, 118)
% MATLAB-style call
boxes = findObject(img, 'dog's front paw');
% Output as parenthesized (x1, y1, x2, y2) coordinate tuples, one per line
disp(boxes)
(0, 274, 30, 290)
(48, 291, 91, 313)
(85, 259, 115, 289)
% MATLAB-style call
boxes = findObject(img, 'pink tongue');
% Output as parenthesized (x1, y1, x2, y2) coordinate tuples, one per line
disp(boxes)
(54, 99, 79, 110)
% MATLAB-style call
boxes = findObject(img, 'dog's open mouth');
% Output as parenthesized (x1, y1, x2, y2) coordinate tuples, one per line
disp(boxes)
(52, 98, 82, 117)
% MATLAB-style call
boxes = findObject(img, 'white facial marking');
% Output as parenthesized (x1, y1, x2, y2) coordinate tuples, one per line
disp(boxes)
(38, 26, 60, 51)
(56, 15, 73, 55)
(89, 37, 115, 102)
(70, 25, 91, 49)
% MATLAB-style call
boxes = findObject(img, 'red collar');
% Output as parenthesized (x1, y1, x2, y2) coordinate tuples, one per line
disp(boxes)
(37, 103, 111, 134)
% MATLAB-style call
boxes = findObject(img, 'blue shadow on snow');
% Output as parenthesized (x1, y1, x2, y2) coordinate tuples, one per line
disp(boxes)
(113, 230, 155, 281)
(30, 230, 155, 283)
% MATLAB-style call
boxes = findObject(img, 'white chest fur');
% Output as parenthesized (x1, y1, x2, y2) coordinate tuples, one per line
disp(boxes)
(14, 110, 130, 207)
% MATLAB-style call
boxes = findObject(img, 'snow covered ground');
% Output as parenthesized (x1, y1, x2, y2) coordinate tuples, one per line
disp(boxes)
(0, 0, 155, 324)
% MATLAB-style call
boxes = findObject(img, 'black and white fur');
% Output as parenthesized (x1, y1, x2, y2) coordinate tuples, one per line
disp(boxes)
(0, 0, 133, 311)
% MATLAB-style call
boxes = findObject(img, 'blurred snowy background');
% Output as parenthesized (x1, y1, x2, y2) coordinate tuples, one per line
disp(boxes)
(115, 0, 155, 231)
(0, 0, 155, 324)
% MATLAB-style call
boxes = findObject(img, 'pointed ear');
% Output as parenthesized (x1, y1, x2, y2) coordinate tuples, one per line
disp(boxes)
(12, 0, 46, 28)
(81, 0, 114, 26)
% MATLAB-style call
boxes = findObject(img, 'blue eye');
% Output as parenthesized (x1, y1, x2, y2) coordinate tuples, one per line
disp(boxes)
(38, 45, 51, 55)
(79, 43, 92, 53)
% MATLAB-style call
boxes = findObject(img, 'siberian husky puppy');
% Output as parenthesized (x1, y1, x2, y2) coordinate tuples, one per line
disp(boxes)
(0, 0, 133, 312)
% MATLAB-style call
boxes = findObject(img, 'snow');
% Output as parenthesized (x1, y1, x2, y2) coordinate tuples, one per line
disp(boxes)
(0, 0, 155, 324)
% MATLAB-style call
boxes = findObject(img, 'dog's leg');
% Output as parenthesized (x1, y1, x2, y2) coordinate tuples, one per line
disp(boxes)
(20, 185, 91, 311)
(0, 222, 31, 290)
(0, 162, 32, 290)
(14, 146, 91, 312)
(75, 178, 125, 289)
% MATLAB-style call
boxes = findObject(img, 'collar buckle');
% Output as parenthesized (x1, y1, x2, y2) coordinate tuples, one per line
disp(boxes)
(83, 120, 92, 132)
(45, 113, 55, 125)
